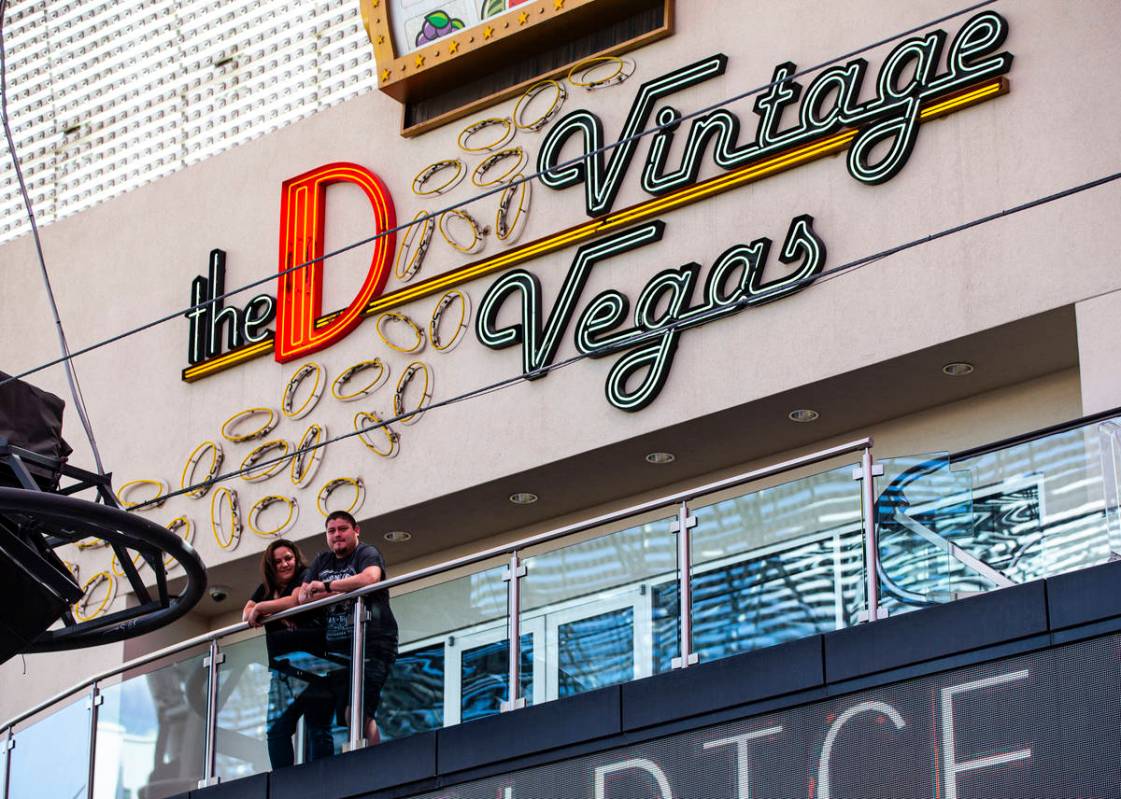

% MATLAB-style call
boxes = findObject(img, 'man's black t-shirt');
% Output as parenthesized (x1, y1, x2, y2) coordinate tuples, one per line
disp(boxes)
(304, 543, 398, 647)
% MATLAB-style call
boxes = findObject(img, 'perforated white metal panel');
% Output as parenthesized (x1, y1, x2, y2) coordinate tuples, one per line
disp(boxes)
(0, 0, 377, 242)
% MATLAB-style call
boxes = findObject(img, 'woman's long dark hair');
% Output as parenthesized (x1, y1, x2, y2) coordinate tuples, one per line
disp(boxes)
(261, 539, 306, 597)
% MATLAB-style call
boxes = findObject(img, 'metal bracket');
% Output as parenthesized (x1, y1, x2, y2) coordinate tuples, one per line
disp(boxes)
(852, 464, 885, 481)
(343, 740, 368, 753)
(856, 607, 889, 623)
(500, 697, 527, 712)
(202, 652, 226, 668)
(197, 777, 222, 789)
(672, 513, 698, 533)
(502, 564, 527, 581)
(5, 736, 14, 752)
(671, 653, 700, 668)
(84, 695, 104, 711)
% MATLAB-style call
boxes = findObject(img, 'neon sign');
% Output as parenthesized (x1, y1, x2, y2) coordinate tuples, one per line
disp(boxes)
(476, 215, 825, 411)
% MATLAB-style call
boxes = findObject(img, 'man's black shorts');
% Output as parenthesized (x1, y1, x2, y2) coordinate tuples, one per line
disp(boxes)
(330, 638, 398, 722)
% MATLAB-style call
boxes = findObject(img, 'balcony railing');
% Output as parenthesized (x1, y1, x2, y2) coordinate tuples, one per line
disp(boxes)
(3, 410, 1120, 798)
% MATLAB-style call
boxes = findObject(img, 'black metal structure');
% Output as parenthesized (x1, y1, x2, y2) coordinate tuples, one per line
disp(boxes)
(0, 373, 206, 659)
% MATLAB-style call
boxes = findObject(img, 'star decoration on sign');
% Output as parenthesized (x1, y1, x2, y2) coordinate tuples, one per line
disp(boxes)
(518, 11, 529, 24)
(554, 0, 564, 8)
(449, 40, 460, 53)
(483, 25, 494, 39)
(415, 54, 425, 68)
(381, 68, 390, 82)
(376, 34, 385, 44)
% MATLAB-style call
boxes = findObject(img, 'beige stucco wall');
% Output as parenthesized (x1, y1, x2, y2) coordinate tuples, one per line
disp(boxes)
(1077, 289, 1121, 415)
(0, 0, 1117, 721)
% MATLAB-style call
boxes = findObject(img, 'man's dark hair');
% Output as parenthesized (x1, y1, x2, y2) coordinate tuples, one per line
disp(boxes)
(325, 510, 358, 528)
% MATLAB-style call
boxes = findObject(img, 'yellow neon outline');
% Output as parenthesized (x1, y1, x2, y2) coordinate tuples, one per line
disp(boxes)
(316, 477, 366, 517)
(180, 440, 223, 499)
(248, 495, 299, 537)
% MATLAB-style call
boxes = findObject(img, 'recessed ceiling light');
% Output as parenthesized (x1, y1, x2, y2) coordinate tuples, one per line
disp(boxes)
(942, 361, 975, 376)
(788, 408, 820, 423)
(645, 451, 676, 464)
(508, 492, 538, 505)
(383, 530, 412, 543)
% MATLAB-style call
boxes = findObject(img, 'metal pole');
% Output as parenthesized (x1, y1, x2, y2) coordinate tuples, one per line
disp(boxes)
(861, 447, 882, 622)
(84, 683, 102, 799)
(199, 638, 223, 788)
(347, 597, 368, 751)
(501, 551, 526, 712)
(673, 501, 698, 668)
(2, 727, 13, 799)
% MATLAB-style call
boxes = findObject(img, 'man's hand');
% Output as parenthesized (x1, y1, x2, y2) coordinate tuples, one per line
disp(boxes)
(298, 580, 328, 603)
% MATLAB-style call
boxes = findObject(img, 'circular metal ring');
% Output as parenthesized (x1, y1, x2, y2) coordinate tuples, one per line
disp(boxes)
(317, 477, 366, 517)
(354, 411, 400, 458)
(240, 439, 291, 483)
(430, 290, 471, 352)
(181, 440, 224, 499)
(221, 407, 279, 443)
(394, 361, 433, 426)
(376, 311, 426, 353)
(164, 516, 194, 569)
(332, 359, 389, 401)
(248, 495, 299, 538)
(438, 209, 487, 254)
(457, 116, 515, 153)
(117, 479, 170, 510)
(73, 571, 116, 622)
(568, 55, 633, 90)
(395, 210, 434, 283)
(282, 362, 325, 420)
(210, 486, 242, 551)
(412, 159, 465, 196)
(471, 146, 527, 187)
(290, 423, 327, 487)
(495, 175, 531, 243)
(513, 79, 567, 131)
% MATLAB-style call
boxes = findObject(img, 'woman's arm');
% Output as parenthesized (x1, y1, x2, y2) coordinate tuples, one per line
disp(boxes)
(245, 593, 299, 627)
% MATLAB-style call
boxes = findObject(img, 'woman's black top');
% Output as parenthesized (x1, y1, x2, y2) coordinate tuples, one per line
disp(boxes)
(250, 567, 311, 634)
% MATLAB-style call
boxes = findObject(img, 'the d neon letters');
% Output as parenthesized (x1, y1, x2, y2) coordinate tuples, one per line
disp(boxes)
(275, 162, 396, 363)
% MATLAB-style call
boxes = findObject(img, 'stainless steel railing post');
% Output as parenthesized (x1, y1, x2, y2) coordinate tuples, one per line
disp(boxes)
(347, 597, 368, 751)
(2, 727, 13, 799)
(199, 638, 224, 788)
(858, 446, 884, 622)
(672, 501, 698, 668)
(501, 551, 526, 711)
(84, 683, 102, 799)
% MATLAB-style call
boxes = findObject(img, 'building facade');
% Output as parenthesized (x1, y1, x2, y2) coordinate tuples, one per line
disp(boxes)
(1, 1, 1120, 797)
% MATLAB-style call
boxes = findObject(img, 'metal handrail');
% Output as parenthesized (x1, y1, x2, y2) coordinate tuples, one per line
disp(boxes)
(1, 436, 873, 732)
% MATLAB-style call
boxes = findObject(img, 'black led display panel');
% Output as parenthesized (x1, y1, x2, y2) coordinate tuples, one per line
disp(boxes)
(411, 633, 1121, 798)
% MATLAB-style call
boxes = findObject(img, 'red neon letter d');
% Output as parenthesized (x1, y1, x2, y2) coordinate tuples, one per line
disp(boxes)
(274, 162, 396, 363)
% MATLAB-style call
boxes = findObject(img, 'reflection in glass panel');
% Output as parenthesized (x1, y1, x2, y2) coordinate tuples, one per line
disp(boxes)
(381, 643, 444, 740)
(386, 564, 507, 731)
(212, 632, 343, 781)
(558, 608, 633, 698)
(688, 465, 865, 662)
(460, 635, 532, 723)
(522, 514, 677, 705)
(94, 654, 207, 799)
(8, 697, 88, 799)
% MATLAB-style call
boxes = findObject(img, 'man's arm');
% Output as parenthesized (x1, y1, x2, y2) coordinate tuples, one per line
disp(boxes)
(301, 565, 383, 602)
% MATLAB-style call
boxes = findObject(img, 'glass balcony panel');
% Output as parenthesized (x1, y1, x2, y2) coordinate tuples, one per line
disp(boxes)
(382, 562, 508, 737)
(212, 620, 344, 781)
(875, 453, 971, 614)
(689, 464, 865, 662)
(8, 696, 89, 799)
(94, 650, 207, 799)
(953, 417, 1121, 581)
(519, 513, 678, 706)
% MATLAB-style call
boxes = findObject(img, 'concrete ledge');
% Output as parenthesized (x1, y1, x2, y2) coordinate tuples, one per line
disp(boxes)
(1046, 559, 1121, 630)
(823, 581, 1048, 683)
(437, 684, 621, 775)
(620, 635, 824, 731)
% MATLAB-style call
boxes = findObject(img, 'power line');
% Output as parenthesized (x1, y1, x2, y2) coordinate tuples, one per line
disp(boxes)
(0, 0, 997, 390)
(0, 0, 107, 475)
(131, 166, 1121, 510)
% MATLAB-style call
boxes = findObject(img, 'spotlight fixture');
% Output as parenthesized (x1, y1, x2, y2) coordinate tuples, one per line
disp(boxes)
(384, 530, 412, 543)
(788, 408, 820, 423)
(508, 492, 539, 505)
(942, 361, 975, 376)
(645, 451, 676, 464)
